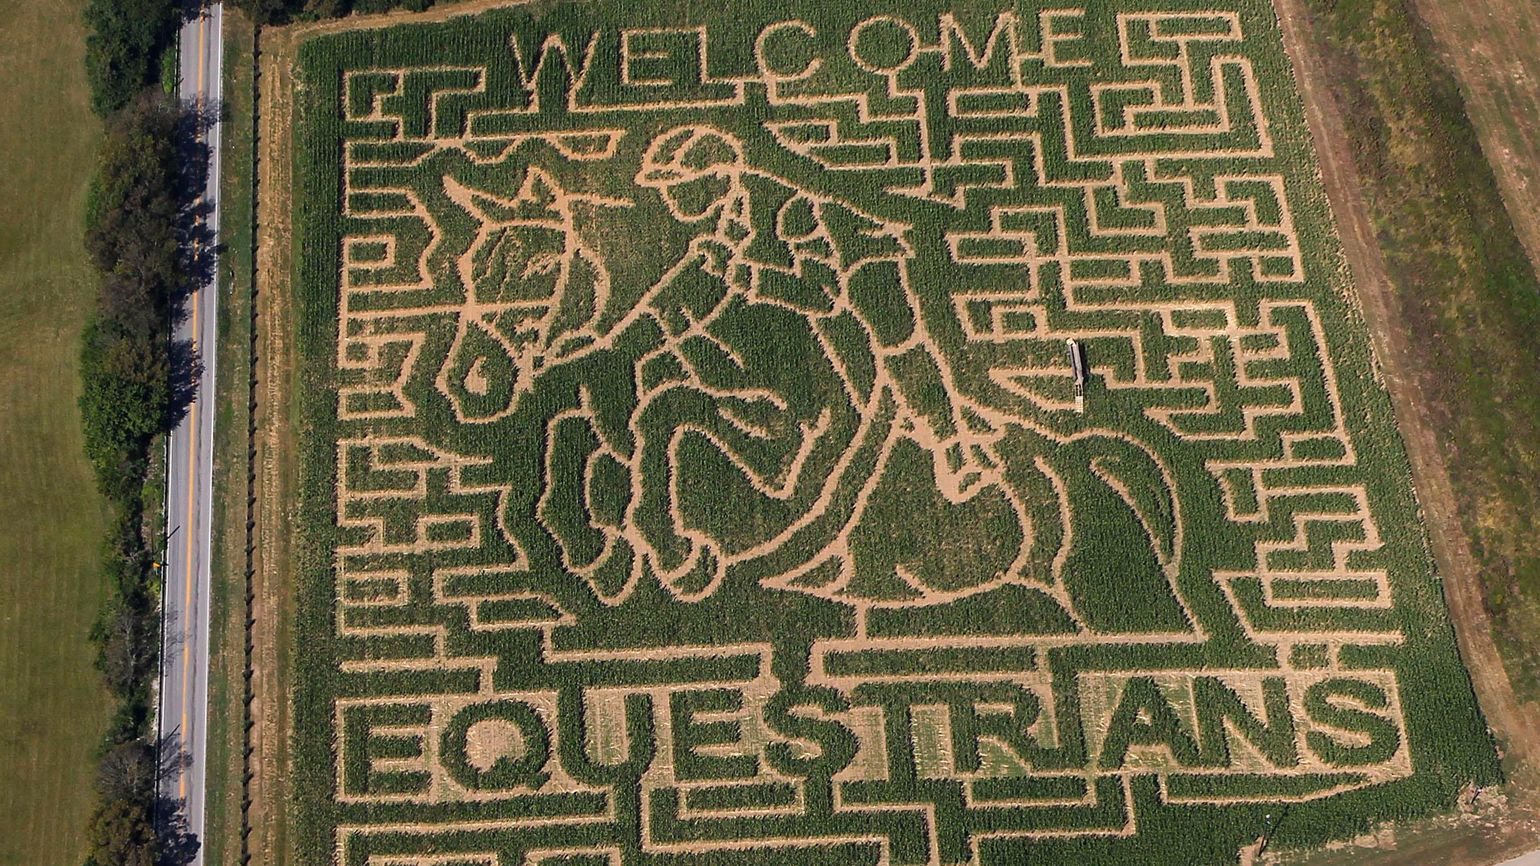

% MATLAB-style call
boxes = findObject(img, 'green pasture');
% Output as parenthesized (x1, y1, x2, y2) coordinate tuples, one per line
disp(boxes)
(0, 0, 109, 863)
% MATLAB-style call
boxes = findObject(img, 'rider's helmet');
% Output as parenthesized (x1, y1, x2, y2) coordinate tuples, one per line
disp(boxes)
(635, 126, 745, 221)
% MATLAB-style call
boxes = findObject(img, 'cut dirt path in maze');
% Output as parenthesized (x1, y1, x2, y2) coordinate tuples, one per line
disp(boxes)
(252, 1, 1513, 862)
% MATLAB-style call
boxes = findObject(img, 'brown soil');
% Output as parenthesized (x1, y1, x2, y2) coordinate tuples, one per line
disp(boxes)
(263, 0, 534, 43)
(1272, 0, 1540, 858)
(1412, 0, 1540, 279)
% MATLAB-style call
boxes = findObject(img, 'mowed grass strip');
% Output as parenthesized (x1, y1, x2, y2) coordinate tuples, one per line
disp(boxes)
(0, 0, 109, 864)
(204, 9, 260, 866)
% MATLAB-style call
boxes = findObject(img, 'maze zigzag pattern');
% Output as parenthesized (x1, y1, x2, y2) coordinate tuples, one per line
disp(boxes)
(294, 4, 1466, 864)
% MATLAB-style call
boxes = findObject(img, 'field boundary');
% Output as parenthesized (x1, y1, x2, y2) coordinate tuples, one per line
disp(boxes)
(252, 16, 303, 866)
(1271, 0, 1540, 859)
(254, 1, 1512, 862)
(1274, 0, 1540, 784)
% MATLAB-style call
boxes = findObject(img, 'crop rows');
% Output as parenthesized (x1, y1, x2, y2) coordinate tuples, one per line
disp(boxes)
(282, 2, 1500, 864)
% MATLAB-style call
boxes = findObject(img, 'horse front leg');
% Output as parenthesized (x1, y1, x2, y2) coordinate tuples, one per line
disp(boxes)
(537, 395, 638, 603)
(628, 381, 828, 600)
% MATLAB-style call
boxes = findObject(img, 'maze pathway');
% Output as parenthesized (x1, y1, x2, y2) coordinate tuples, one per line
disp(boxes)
(282, 3, 1496, 864)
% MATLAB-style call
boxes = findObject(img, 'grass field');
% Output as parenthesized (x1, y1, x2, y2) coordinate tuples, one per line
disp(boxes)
(0, 0, 110, 864)
(1414, 0, 1540, 284)
(1388, 0, 1540, 710)
(267, 1, 1502, 862)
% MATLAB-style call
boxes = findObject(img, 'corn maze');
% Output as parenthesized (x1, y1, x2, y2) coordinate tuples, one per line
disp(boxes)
(284, 1, 1499, 863)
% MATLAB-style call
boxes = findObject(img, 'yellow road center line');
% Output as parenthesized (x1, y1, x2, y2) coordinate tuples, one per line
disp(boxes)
(178, 310, 197, 802)
(176, 12, 210, 803)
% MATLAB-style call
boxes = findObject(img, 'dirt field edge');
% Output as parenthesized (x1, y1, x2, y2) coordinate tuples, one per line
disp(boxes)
(1272, 0, 1540, 859)
(250, 16, 302, 866)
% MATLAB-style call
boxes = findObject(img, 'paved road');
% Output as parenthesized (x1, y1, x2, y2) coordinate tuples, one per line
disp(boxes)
(158, 4, 224, 862)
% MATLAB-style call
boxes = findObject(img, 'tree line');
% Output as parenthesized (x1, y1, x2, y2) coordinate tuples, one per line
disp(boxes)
(84, 0, 181, 116)
(78, 0, 437, 860)
(80, 1, 196, 864)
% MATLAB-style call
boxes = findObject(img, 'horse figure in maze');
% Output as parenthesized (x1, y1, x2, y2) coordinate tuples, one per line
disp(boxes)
(435, 166, 622, 423)
(436, 125, 1193, 635)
